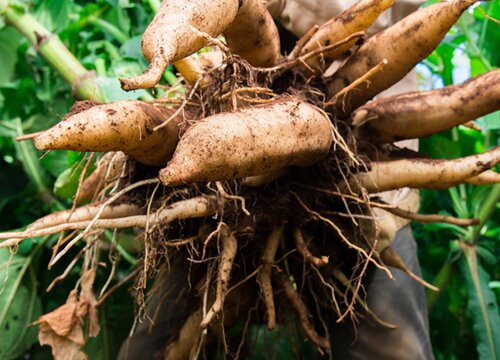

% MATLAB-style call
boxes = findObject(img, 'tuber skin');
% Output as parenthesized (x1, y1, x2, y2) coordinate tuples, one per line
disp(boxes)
(224, 0, 280, 67)
(33, 100, 187, 167)
(159, 98, 333, 186)
(327, 0, 477, 117)
(119, 0, 280, 90)
(465, 170, 500, 186)
(119, 0, 240, 90)
(27, 201, 144, 231)
(353, 69, 500, 143)
(173, 51, 224, 85)
(357, 147, 500, 193)
(299, 0, 394, 73)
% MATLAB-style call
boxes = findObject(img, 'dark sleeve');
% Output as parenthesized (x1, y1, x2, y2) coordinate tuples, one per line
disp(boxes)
(329, 226, 435, 360)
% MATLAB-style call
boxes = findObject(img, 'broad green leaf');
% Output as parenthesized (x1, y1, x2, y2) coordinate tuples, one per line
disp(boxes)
(96, 76, 147, 101)
(0, 249, 42, 360)
(12, 118, 48, 193)
(120, 35, 143, 60)
(420, 135, 462, 159)
(0, 28, 22, 87)
(34, 0, 74, 31)
(460, 245, 500, 360)
(40, 150, 70, 178)
(477, 111, 500, 131)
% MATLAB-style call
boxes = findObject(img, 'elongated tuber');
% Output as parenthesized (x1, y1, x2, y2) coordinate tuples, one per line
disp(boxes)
(224, 0, 280, 67)
(119, 0, 240, 90)
(357, 147, 500, 193)
(33, 101, 188, 166)
(120, 0, 280, 90)
(159, 98, 333, 186)
(328, 0, 477, 116)
(353, 69, 500, 143)
(27, 200, 144, 231)
(299, 0, 394, 73)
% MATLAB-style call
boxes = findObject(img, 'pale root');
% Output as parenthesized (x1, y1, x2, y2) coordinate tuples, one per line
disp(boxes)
(224, 0, 280, 67)
(358, 147, 500, 193)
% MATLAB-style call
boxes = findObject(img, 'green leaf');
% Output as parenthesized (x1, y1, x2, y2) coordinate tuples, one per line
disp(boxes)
(477, 111, 500, 131)
(0, 28, 22, 87)
(0, 249, 42, 360)
(96, 76, 147, 101)
(40, 150, 70, 178)
(460, 245, 500, 360)
(12, 118, 48, 193)
(34, 0, 74, 31)
(120, 35, 143, 60)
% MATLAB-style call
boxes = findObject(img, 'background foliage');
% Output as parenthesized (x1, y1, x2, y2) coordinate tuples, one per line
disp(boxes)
(0, 0, 498, 359)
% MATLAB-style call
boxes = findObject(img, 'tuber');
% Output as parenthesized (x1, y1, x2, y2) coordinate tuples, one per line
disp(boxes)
(353, 69, 500, 143)
(159, 98, 333, 186)
(327, 0, 477, 116)
(299, 0, 394, 73)
(33, 100, 188, 166)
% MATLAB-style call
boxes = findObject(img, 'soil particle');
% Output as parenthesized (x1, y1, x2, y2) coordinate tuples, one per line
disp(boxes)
(63, 100, 101, 121)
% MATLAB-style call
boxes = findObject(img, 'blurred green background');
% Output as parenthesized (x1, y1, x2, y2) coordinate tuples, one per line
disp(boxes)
(0, 0, 498, 359)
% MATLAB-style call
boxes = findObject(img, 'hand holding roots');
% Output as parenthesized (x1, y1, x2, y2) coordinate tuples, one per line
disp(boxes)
(6, 0, 500, 357)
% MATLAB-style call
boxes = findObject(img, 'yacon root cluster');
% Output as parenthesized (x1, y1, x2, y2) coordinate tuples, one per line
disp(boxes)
(5, 0, 500, 358)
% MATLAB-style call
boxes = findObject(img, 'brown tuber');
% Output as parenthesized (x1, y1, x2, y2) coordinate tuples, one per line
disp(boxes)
(33, 100, 188, 166)
(327, 0, 477, 116)
(159, 98, 333, 186)
(119, 0, 280, 90)
(353, 69, 500, 143)
(299, 0, 394, 73)
(357, 147, 500, 193)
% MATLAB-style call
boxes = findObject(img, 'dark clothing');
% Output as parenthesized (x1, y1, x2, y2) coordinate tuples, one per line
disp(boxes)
(330, 227, 434, 360)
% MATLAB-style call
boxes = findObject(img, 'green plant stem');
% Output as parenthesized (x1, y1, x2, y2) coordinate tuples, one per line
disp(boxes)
(3, 6, 106, 102)
(88, 16, 128, 44)
(472, 184, 500, 242)
(427, 258, 455, 310)
(146, 0, 161, 12)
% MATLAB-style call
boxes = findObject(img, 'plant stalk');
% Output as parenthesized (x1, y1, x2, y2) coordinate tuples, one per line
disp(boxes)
(3, 6, 107, 102)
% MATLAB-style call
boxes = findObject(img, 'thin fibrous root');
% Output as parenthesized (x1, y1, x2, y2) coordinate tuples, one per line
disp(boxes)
(380, 247, 439, 292)
(260, 31, 365, 76)
(357, 147, 500, 193)
(257, 225, 284, 330)
(293, 228, 329, 267)
(274, 271, 330, 351)
(330, 270, 396, 330)
(215, 181, 250, 216)
(325, 59, 387, 107)
(200, 225, 238, 329)
(75, 151, 128, 204)
(289, 24, 319, 59)
(372, 202, 479, 227)
(0, 196, 215, 249)
(15, 131, 44, 141)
